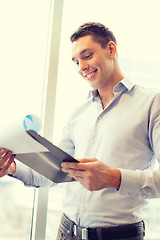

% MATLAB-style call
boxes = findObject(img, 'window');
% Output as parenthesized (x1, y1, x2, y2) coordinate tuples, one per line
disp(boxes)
(0, 1, 52, 239)
(46, 1, 160, 240)
(1, 1, 160, 239)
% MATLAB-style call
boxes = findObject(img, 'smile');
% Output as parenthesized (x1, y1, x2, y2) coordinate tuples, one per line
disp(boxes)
(85, 69, 97, 80)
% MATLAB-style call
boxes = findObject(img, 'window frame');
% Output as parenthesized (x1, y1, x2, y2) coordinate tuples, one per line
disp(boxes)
(30, 0, 64, 239)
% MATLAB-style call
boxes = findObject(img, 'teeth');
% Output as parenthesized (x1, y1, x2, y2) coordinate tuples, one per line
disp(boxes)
(86, 71, 96, 78)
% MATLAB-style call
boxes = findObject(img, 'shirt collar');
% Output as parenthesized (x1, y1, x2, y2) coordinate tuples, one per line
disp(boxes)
(113, 78, 135, 92)
(88, 78, 135, 100)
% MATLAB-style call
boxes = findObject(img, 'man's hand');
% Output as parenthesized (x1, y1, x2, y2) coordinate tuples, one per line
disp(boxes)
(61, 158, 121, 191)
(0, 148, 16, 177)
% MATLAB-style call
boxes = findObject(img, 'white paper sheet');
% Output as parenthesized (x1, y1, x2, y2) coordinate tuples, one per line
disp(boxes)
(0, 114, 47, 154)
(0, 114, 77, 183)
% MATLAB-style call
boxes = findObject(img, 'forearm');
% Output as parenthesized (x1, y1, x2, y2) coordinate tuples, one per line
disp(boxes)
(10, 160, 56, 188)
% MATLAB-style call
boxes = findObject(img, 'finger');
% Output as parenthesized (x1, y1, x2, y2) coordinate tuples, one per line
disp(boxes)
(62, 164, 86, 173)
(74, 176, 83, 181)
(0, 151, 13, 166)
(0, 148, 7, 157)
(61, 161, 79, 169)
(62, 163, 89, 173)
(62, 165, 85, 176)
(61, 158, 94, 168)
(61, 160, 89, 169)
(7, 160, 16, 175)
(62, 158, 98, 172)
(77, 158, 97, 163)
(0, 155, 15, 177)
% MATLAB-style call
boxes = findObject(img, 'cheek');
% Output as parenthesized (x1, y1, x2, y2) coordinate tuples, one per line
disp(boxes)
(101, 59, 111, 72)
(93, 56, 106, 68)
(78, 70, 84, 78)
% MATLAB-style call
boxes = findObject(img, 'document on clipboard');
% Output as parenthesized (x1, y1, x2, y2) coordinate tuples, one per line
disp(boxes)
(15, 130, 78, 183)
(0, 114, 78, 183)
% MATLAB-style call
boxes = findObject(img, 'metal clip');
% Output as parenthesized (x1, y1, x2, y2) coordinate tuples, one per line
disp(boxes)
(73, 225, 77, 236)
(82, 228, 88, 240)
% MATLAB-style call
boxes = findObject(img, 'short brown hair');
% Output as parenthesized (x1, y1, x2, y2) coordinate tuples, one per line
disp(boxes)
(70, 22, 117, 48)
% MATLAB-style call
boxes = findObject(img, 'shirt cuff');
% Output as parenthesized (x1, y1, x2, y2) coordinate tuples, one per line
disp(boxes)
(11, 160, 30, 182)
(118, 168, 141, 197)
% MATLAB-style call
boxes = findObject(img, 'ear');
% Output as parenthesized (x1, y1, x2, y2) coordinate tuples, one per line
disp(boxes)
(107, 41, 117, 59)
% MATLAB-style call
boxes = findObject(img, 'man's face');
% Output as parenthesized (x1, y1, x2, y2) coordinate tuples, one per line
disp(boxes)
(72, 35, 114, 90)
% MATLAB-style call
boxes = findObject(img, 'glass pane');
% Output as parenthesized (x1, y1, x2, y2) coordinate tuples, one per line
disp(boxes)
(46, 0, 160, 239)
(0, 0, 52, 239)
(0, 176, 34, 239)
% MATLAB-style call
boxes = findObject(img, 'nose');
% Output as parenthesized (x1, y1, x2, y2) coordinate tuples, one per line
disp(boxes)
(78, 59, 89, 73)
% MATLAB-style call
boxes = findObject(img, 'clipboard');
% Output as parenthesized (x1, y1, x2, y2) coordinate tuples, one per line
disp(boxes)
(15, 130, 78, 183)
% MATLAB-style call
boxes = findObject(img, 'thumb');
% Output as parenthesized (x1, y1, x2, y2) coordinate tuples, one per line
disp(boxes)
(76, 158, 98, 164)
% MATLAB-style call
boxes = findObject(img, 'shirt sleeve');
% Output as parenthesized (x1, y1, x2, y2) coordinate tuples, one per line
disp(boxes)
(118, 168, 160, 199)
(10, 160, 56, 188)
(118, 94, 160, 199)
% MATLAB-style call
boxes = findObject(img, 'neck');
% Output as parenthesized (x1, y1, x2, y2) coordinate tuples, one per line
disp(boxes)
(99, 92, 114, 109)
(98, 72, 125, 109)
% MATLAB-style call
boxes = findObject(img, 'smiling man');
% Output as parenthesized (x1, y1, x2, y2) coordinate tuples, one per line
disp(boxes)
(71, 28, 123, 109)
(1, 22, 160, 240)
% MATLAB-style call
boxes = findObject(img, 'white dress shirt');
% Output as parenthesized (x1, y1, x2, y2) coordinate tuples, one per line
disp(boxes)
(13, 78, 160, 228)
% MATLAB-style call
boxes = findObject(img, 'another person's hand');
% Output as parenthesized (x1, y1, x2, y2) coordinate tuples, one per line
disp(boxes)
(0, 148, 16, 177)
(61, 158, 121, 191)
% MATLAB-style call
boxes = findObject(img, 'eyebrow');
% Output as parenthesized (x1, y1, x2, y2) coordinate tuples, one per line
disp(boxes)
(72, 48, 93, 61)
